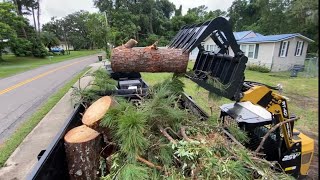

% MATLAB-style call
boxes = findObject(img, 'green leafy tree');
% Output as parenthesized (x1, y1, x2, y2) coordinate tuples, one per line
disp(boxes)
(0, 22, 17, 60)
(227, 0, 318, 53)
(286, 0, 319, 52)
(10, 38, 32, 57)
(40, 31, 60, 51)
(0, 2, 26, 59)
(0, 2, 26, 33)
(175, 5, 182, 16)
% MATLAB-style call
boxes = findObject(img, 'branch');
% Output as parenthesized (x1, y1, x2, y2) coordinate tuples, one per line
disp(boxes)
(191, 162, 202, 180)
(164, 127, 181, 139)
(137, 156, 162, 171)
(145, 41, 158, 50)
(180, 126, 194, 142)
(124, 39, 138, 48)
(158, 125, 177, 144)
(221, 128, 246, 148)
(254, 117, 299, 154)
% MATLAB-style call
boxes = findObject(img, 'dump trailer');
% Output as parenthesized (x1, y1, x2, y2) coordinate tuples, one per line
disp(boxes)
(28, 17, 314, 179)
(27, 80, 209, 180)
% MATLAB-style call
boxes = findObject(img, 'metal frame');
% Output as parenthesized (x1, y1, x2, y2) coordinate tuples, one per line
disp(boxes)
(169, 17, 248, 101)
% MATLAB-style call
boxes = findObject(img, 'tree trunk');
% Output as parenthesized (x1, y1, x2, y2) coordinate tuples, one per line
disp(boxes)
(111, 40, 189, 73)
(64, 125, 103, 180)
(82, 96, 114, 143)
(32, 7, 37, 35)
(13, 0, 27, 38)
(37, 0, 40, 36)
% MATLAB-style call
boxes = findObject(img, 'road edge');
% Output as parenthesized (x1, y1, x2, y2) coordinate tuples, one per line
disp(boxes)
(0, 62, 103, 179)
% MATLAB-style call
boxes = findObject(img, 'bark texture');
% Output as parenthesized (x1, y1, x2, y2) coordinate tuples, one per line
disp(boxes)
(64, 125, 103, 180)
(124, 39, 138, 48)
(111, 40, 189, 73)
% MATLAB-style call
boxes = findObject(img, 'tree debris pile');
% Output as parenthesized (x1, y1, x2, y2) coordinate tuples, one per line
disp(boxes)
(69, 69, 292, 180)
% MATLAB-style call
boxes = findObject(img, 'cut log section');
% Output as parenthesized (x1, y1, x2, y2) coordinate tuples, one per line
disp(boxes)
(124, 38, 138, 48)
(64, 125, 103, 180)
(111, 39, 189, 73)
(82, 96, 114, 142)
(82, 96, 113, 127)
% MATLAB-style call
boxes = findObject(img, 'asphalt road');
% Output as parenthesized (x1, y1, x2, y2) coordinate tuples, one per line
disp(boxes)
(0, 54, 101, 144)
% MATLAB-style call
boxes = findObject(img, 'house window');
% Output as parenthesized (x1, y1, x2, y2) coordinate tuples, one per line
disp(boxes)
(213, 45, 218, 51)
(240, 44, 256, 59)
(295, 41, 303, 56)
(240, 44, 247, 53)
(210, 45, 213, 51)
(206, 45, 209, 51)
(280, 41, 289, 57)
(248, 45, 255, 58)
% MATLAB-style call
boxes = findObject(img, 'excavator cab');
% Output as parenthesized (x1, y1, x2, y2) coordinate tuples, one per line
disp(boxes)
(168, 17, 314, 178)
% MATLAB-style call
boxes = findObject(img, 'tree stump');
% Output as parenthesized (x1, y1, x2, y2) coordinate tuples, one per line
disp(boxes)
(64, 125, 103, 180)
(111, 39, 189, 73)
(82, 96, 114, 143)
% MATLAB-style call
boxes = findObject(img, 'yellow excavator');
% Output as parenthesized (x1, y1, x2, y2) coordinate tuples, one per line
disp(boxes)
(168, 17, 314, 178)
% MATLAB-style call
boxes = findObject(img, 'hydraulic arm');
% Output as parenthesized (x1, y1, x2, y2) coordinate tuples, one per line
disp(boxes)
(171, 17, 314, 178)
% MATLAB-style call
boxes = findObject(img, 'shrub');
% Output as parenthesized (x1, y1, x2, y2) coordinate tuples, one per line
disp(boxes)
(10, 38, 32, 57)
(31, 39, 48, 58)
(247, 64, 270, 73)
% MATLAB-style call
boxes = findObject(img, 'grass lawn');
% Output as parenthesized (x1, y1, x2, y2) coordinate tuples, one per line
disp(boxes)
(142, 62, 318, 136)
(0, 67, 90, 167)
(0, 50, 102, 78)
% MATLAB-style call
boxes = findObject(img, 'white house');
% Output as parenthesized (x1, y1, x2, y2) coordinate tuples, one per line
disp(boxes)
(189, 31, 314, 72)
(57, 41, 74, 51)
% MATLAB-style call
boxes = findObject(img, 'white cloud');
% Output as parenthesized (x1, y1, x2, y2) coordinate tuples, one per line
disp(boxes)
(28, 0, 98, 26)
(27, 0, 233, 26)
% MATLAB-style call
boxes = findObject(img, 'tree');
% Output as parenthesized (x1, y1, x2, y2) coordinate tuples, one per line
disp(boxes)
(42, 17, 65, 40)
(0, 2, 25, 59)
(36, 0, 40, 36)
(0, 22, 17, 60)
(40, 31, 60, 51)
(287, 0, 319, 52)
(0, 2, 26, 32)
(175, 5, 182, 16)
(227, 0, 318, 53)
(11, 0, 38, 38)
(86, 13, 109, 49)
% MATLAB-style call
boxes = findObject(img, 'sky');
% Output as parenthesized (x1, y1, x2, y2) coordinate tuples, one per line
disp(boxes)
(27, 0, 234, 26)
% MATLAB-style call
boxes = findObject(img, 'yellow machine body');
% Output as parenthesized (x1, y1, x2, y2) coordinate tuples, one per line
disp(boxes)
(239, 85, 315, 177)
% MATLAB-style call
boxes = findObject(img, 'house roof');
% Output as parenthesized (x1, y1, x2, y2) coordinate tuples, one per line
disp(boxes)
(238, 33, 314, 43)
(233, 31, 252, 41)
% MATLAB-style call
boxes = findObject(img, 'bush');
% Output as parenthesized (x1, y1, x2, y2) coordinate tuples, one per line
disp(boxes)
(47, 52, 54, 56)
(31, 39, 48, 57)
(10, 38, 32, 57)
(247, 64, 270, 73)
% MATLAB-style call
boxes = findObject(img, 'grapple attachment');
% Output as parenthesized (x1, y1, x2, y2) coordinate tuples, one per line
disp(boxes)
(168, 17, 248, 101)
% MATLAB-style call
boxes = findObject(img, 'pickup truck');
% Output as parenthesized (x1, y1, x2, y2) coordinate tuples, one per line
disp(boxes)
(50, 47, 65, 55)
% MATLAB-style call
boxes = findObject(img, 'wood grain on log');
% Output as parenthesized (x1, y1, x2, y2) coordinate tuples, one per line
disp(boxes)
(82, 96, 113, 126)
(64, 125, 103, 180)
(111, 40, 189, 73)
(82, 96, 114, 143)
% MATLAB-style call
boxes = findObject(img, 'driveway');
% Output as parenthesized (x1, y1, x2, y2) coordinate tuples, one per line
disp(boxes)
(0, 54, 101, 144)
